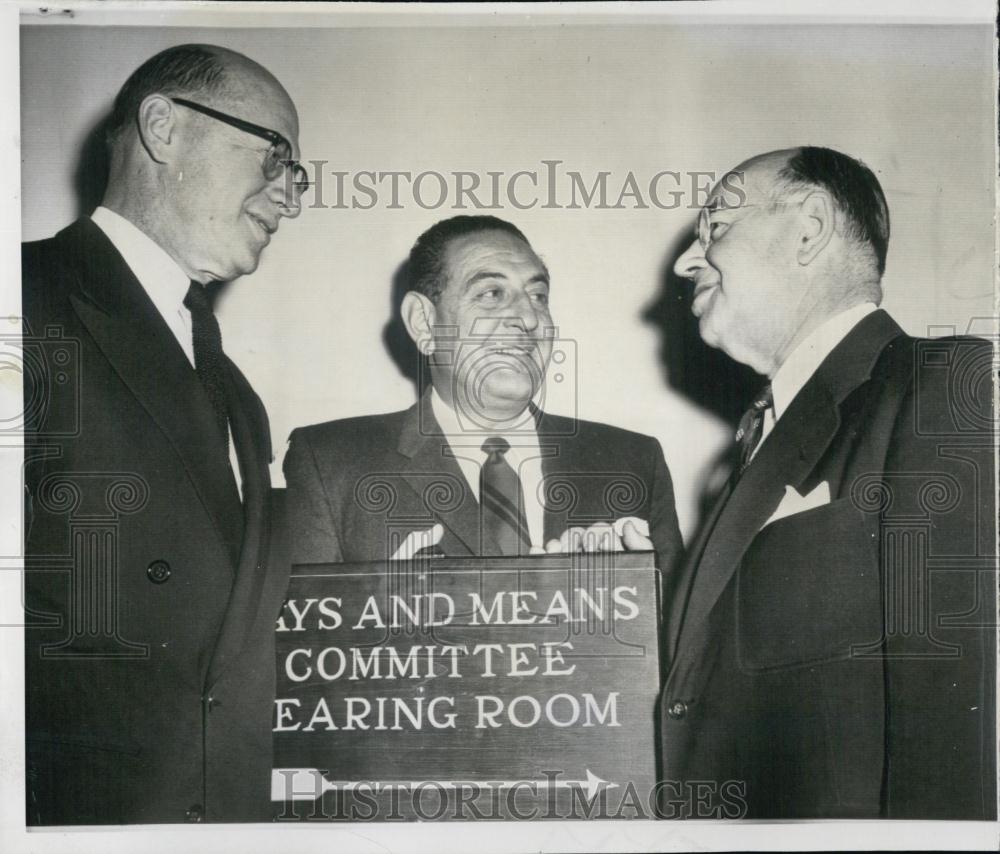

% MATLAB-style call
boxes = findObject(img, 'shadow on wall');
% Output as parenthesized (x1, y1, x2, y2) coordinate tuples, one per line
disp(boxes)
(382, 258, 425, 396)
(642, 224, 764, 425)
(72, 112, 111, 222)
(643, 222, 766, 534)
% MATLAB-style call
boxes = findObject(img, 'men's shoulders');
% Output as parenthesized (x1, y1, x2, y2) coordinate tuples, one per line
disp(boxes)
(907, 331, 993, 358)
(815, 313, 984, 421)
(837, 310, 990, 396)
(283, 407, 418, 507)
(542, 411, 662, 450)
(23, 226, 82, 327)
(578, 416, 659, 443)
(538, 412, 669, 480)
(867, 329, 990, 391)
(879, 332, 993, 434)
(22, 226, 69, 256)
(23, 218, 99, 266)
(23, 226, 75, 286)
(22, 219, 107, 316)
(289, 407, 412, 454)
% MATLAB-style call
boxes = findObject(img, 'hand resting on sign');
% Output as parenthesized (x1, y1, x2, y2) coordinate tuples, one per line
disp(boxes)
(388, 517, 653, 558)
(389, 523, 445, 560)
(545, 516, 653, 554)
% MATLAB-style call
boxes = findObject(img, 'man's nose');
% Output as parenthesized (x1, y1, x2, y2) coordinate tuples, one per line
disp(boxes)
(673, 238, 706, 280)
(504, 292, 541, 332)
(268, 174, 303, 219)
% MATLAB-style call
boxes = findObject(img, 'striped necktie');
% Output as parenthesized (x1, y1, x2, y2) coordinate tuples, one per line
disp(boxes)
(479, 437, 531, 556)
(734, 384, 773, 477)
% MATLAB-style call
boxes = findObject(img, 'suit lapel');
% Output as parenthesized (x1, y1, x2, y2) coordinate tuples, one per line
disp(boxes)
(534, 408, 580, 543)
(672, 310, 906, 661)
(63, 219, 244, 567)
(396, 392, 495, 555)
(673, 385, 840, 658)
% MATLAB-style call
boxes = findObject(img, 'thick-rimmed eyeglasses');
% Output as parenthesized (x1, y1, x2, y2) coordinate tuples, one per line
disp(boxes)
(171, 97, 309, 202)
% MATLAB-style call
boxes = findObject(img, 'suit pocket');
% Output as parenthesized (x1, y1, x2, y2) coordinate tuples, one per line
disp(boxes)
(736, 497, 880, 671)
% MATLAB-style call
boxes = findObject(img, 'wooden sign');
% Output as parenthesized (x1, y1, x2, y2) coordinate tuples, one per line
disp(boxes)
(272, 551, 661, 820)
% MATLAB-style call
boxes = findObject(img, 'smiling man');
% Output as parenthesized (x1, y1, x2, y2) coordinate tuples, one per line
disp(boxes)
(22, 44, 306, 823)
(284, 215, 683, 571)
(662, 147, 995, 819)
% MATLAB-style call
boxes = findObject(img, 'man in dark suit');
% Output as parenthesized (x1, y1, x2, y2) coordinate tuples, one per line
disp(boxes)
(22, 44, 307, 824)
(662, 146, 996, 819)
(284, 215, 683, 574)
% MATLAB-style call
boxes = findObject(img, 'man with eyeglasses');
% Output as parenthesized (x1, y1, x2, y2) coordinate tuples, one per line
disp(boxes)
(660, 147, 995, 819)
(22, 44, 306, 824)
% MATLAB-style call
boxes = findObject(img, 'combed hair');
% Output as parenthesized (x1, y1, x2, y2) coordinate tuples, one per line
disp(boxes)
(106, 44, 229, 146)
(776, 146, 890, 277)
(407, 215, 531, 301)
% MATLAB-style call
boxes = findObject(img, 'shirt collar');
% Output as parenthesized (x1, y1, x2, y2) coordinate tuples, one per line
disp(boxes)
(91, 206, 190, 305)
(430, 388, 540, 455)
(771, 302, 878, 420)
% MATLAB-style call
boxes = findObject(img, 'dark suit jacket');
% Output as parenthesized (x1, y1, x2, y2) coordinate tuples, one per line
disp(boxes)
(283, 393, 683, 577)
(660, 309, 996, 819)
(22, 219, 289, 824)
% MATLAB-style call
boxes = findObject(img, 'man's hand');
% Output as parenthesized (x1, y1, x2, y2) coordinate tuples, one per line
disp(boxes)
(390, 523, 444, 560)
(544, 517, 653, 553)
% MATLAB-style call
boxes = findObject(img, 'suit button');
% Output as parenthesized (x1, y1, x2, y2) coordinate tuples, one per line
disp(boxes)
(146, 560, 171, 584)
(185, 804, 203, 822)
(207, 696, 221, 711)
(667, 700, 687, 720)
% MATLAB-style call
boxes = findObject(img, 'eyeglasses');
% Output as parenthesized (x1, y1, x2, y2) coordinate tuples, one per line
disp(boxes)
(697, 200, 797, 251)
(171, 97, 309, 202)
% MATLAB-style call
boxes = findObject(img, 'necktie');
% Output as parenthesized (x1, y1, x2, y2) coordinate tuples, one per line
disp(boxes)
(184, 281, 231, 448)
(480, 437, 531, 556)
(734, 384, 773, 477)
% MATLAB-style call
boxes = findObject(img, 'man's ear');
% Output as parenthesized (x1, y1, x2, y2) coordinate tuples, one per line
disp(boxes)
(136, 94, 177, 164)
(401, 291, 437, 355)
(796, 190, 836, 266)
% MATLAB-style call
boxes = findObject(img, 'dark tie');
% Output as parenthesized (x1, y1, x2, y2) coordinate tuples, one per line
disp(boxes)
(734, 384, 773, 477)
(184, 281, 231, 448)
(480, 437, 531, 556)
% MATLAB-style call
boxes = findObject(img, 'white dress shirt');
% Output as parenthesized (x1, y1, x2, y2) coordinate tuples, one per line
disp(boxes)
(756, 302, 878, 454)
(91, 206, 243, 497)
(430, 389, 547, 548)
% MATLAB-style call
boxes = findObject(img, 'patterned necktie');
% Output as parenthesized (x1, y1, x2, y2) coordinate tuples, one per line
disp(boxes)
(480, 437, 531, 556)
(734, 384, 773, 477)
(184, 281, 231, 449)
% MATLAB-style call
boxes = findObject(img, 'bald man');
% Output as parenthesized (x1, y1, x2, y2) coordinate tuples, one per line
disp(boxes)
(661, 147, 995, 818)
(22, 45, 306, 824)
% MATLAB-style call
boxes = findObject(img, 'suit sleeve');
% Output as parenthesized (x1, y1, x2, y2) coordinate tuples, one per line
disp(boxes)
(880, 339, 996, 819)
(282, 428, 345, 565)
(21, 241, 54, 540)
(647, 437, 685, 584)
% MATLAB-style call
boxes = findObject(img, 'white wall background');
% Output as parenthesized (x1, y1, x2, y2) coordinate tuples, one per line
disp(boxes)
(19, 20, 996, 539)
